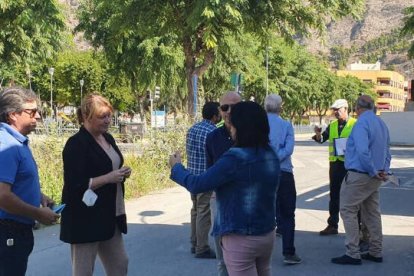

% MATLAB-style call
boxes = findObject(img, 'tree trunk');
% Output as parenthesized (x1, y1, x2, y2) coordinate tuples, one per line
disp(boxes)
(186, 69, 196, 116)
(183, 35, 216, 117)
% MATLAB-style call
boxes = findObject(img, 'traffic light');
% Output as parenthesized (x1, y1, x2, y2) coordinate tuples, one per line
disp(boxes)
(154, 86, 160, 100)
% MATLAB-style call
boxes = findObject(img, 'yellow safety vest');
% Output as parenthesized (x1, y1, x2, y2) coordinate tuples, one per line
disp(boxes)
(328, 117, 357, 162)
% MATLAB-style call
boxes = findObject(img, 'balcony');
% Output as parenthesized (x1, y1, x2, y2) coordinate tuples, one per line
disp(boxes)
(376, 102, 391, 111)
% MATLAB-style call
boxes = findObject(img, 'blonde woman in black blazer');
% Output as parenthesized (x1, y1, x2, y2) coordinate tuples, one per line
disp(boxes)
(60, 94, 131, 276)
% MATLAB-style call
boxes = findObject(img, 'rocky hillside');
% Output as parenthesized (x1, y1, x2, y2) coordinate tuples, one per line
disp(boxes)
(302, 0, 414, 78)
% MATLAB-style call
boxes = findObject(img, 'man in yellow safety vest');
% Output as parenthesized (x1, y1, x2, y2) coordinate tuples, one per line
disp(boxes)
(312, 99, 357, 235)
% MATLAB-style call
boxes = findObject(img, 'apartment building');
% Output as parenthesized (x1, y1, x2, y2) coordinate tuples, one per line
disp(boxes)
(337, 61, 407, 113)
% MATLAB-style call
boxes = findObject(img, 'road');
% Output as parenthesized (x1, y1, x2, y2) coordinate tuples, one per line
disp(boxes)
(27, 137, 414, 276)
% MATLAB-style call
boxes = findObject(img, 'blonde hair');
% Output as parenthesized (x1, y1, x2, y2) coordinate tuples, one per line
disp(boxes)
(78, 93, 113, 124)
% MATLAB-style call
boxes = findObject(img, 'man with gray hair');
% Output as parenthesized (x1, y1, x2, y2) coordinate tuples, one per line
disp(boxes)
(0, 87, 59, 276)
(332, 95, 390, 265)
(265, 94, 301, 265)
(312, 99, 357, 236)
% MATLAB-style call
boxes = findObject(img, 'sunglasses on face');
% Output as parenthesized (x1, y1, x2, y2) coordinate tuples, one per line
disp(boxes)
(220, 104, 234, 112)
(22, 108, 39, 118)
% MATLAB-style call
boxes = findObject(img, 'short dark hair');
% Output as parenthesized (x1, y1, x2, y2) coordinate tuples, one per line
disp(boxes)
(230, 101, 270, 148)
(202, 102, 220, 120)
(357, 96, 374, 110)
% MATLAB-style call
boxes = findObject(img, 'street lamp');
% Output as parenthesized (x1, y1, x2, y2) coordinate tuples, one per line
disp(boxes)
(80, 79, 84, 105)
(26, 67, 32, 91)
(48, 67, 55, 117)
(266, 46, 272, 97)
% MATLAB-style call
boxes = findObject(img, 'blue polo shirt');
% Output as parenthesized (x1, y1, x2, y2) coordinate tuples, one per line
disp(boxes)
(0, 123, 41, 225)
(345, 110, 391, 177)
(268, 113, 294, 173)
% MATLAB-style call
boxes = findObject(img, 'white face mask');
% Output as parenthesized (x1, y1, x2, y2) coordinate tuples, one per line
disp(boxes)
(82, 189, 98, 207)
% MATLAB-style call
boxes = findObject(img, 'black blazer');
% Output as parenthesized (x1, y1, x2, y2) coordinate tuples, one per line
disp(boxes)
(60, 126, 127, 244)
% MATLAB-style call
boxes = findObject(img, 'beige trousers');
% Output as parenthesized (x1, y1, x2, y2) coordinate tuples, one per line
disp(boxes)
(190, 191, 213, 254)
(340, 171, 383, 259)
(71, 227, 128, 276)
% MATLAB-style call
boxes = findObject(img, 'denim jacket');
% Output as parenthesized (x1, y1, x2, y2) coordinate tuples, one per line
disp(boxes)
(171, 146, 280, 236)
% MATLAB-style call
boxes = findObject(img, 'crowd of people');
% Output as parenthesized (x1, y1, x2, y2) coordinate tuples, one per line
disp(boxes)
(0, 86, 391, 276)
(171, 92, 391, 274)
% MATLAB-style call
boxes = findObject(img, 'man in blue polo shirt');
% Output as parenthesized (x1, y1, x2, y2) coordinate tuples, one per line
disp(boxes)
(265, 94, 302, 265)
(332, 95, 391, 265)
(0, 87, 59, 276)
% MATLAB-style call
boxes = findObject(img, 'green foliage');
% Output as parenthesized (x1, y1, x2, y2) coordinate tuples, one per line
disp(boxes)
(77, 0, 365, 115)
(31, 126, 187, 203)
(255, 37, 337, 122)
(76, 0, 186, 112)
(0, 0, 67, 82)
(330, 46, 354, 69)
(330, 30, 409, 68)
(24, 50, 133, 111)
(123, 127, 187, 197)
(336, 75, 376, 109)
(401, 6, 414, 59)
(202, 32, 265, 100)
(31, 133, 66, 202)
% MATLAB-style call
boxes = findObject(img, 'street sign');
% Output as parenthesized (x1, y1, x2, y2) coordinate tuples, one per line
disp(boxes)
(151, 110, 165, 128)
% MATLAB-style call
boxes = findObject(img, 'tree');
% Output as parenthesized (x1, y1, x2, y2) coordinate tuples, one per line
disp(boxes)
(76, 1, 187, 119)
(202, 32, 265, 101)
(401, 6, 414, 58)
(336, 75, 376, 111)
(311, 73, 338, 124)
(0, 0, 67, 83)
(78, 0, 365, 115)
(29, 51, 133, 111)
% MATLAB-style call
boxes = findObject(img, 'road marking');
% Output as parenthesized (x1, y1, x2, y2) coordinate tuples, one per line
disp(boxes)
(402, 178, 414, 187)
(292, 158, 306, 168)
(314, 160, 329, 168)
(391, 159, 414, 168)
(305, 190, 330, 202)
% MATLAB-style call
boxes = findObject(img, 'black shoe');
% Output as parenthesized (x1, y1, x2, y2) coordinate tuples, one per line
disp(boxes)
(331, 255, 361, 265)
(191, 247, 195, 254)
(195, 249, 216, 259)
(361, 253, 383, 263)
(320, 225, 338, 236)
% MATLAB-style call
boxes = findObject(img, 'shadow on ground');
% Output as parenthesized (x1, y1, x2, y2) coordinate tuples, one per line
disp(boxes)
(29, 219, 414, 276)
(296, 168, 414, 218)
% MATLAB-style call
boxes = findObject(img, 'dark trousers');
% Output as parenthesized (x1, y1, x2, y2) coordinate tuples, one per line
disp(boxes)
(276, 171, 297, 256)
(0, 222, 34, 276)
(328, 161, 347, 228)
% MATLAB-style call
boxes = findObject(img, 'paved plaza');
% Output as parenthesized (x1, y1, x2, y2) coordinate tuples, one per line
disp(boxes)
(27, 137, 414, 276)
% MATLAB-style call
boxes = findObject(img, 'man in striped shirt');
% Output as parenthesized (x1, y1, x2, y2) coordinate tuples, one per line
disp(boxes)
(186, 102, 221, 258)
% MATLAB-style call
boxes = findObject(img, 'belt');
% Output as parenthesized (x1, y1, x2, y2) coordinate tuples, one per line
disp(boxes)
(0, 219, 33, 234)
(348, 169, 368, 175)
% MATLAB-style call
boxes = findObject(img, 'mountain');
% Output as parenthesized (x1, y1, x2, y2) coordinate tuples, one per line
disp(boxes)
(301, 0, 414, 78)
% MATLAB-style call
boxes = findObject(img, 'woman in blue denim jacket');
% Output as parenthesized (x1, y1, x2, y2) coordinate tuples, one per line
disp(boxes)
(170, 101, 280, 276)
